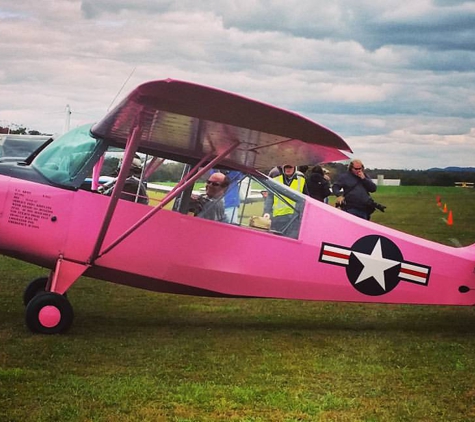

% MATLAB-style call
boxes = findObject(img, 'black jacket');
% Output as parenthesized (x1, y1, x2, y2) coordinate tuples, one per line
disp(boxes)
(332, 172, 376, 210)
(306, 172, 331, 202)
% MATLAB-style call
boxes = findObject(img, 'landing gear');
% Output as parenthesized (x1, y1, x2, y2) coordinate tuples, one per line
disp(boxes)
(23, 276, 67, 306)
(25, 292, 74, 334)
(23, 277, 49, 306)
(23, 259, 87, 334)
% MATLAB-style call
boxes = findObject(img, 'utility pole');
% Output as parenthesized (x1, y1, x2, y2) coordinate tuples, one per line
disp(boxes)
(63, 104, 71, 134)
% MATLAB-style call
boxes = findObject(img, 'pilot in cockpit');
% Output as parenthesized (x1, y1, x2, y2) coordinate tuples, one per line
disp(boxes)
(188, 172, 230, 222)
(101, 155, 149, 205)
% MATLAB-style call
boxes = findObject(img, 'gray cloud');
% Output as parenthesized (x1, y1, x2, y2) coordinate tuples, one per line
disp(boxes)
(77, 0, 475, 51)
(0, 0, 474, 169)
(80, 0, 173, 19)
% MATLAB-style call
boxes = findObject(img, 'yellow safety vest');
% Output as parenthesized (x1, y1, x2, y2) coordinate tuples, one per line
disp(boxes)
(273, 175, 305, 216)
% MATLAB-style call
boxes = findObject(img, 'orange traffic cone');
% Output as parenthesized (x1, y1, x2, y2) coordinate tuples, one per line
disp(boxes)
(443, 203, 447, 213)
(447, 210, 453, 226)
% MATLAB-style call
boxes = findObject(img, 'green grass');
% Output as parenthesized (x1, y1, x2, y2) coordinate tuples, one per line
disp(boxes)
(370, 186, 475, 246)
(2, 187, 475, 421)
(327, 186, 475, 247)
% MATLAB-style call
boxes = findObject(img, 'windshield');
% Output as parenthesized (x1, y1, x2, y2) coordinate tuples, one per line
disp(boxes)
(32, 124, 106, 187)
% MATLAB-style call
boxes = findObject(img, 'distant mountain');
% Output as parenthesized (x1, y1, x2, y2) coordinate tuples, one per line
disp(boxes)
(427, 167, 475, 172)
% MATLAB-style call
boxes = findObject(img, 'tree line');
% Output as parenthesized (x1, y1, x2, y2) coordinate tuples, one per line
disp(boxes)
(148, 162, 475, 187)
(325, 163, 475, 187)
(0, 125, 46, 136)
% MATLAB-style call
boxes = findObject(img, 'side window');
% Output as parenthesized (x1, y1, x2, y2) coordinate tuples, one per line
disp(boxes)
(155, 169, 305, 239)
(91, 149, 150, 205)
(227, 174, 266, 226)
(229, 174, 305, 239)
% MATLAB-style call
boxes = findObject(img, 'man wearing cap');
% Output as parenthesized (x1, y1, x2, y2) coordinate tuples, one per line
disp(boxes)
(263, 164, 307, 233)
(102, 155, 149, 204)
(121, 156, 150, 204)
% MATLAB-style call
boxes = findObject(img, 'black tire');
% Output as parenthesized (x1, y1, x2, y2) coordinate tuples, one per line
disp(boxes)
(23, 276, 68, 306)
(25, 292, 74, 334)
(23, 277, 49, 306)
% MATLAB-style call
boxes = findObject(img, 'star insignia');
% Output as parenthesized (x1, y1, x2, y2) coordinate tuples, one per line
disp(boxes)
(319, 235, 431, 296)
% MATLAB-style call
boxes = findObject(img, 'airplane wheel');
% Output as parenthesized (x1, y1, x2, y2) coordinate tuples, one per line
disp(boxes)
(25, 292, 74, 334)
(23, 277, 48, 306)
(23, 276, 68, 306)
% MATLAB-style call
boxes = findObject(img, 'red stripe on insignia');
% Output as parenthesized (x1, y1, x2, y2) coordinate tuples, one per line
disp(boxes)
(324, 250, 350, 260)
(400, 267, 427, 279)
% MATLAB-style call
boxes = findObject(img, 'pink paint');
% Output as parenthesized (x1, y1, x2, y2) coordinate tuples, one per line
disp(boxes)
(38, 306, 61, 328)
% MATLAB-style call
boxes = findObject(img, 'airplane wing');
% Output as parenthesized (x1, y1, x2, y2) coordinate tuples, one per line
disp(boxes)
(91, 79, 351, 172)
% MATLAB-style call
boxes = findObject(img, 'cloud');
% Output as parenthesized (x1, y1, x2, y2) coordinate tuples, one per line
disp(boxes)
(0, 0, 474, 169)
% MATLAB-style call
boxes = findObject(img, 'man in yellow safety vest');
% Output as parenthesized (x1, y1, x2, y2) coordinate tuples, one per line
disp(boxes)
(263, 164, 307, 233)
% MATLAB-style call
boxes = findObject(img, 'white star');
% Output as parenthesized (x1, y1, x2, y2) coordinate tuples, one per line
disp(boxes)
(352, 239, 400, 291)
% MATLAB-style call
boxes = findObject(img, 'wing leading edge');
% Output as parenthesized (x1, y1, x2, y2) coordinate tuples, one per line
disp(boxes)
(92, 78, 351, 170)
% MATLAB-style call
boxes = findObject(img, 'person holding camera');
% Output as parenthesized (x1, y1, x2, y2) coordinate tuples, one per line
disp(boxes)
(332, 159, 377, 220)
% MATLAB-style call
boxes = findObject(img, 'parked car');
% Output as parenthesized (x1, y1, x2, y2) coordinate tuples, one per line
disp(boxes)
(0, 134, 52, 163)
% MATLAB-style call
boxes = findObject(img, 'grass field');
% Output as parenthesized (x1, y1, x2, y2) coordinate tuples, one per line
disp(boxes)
(1, 187, 475, 421)
(353, 186, 475, 247)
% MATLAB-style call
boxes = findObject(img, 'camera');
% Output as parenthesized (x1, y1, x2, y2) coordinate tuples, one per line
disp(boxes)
(335, 199, 346, 210)
(367, 198, 386, 213)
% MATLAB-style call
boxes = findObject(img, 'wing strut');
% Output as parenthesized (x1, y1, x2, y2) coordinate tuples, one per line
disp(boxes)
(90, 140, 240, 263)
(88, 122, 144, 263)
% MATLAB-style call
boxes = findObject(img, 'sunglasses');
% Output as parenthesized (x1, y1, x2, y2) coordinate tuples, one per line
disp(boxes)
(206, 180, 222, 187)
(352, 167, 363, 171)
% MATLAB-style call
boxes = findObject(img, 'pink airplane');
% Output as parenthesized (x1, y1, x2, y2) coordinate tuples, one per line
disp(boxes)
(1, 79, 474, 334)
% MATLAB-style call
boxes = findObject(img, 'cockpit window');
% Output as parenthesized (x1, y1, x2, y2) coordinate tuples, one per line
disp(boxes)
(32, 124, 106, 187)
(150, 166, 305, 239)
(206, 172, 305, 239)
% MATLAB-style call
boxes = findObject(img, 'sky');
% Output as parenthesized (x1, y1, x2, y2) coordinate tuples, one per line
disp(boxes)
(1, 0, 475, 170)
